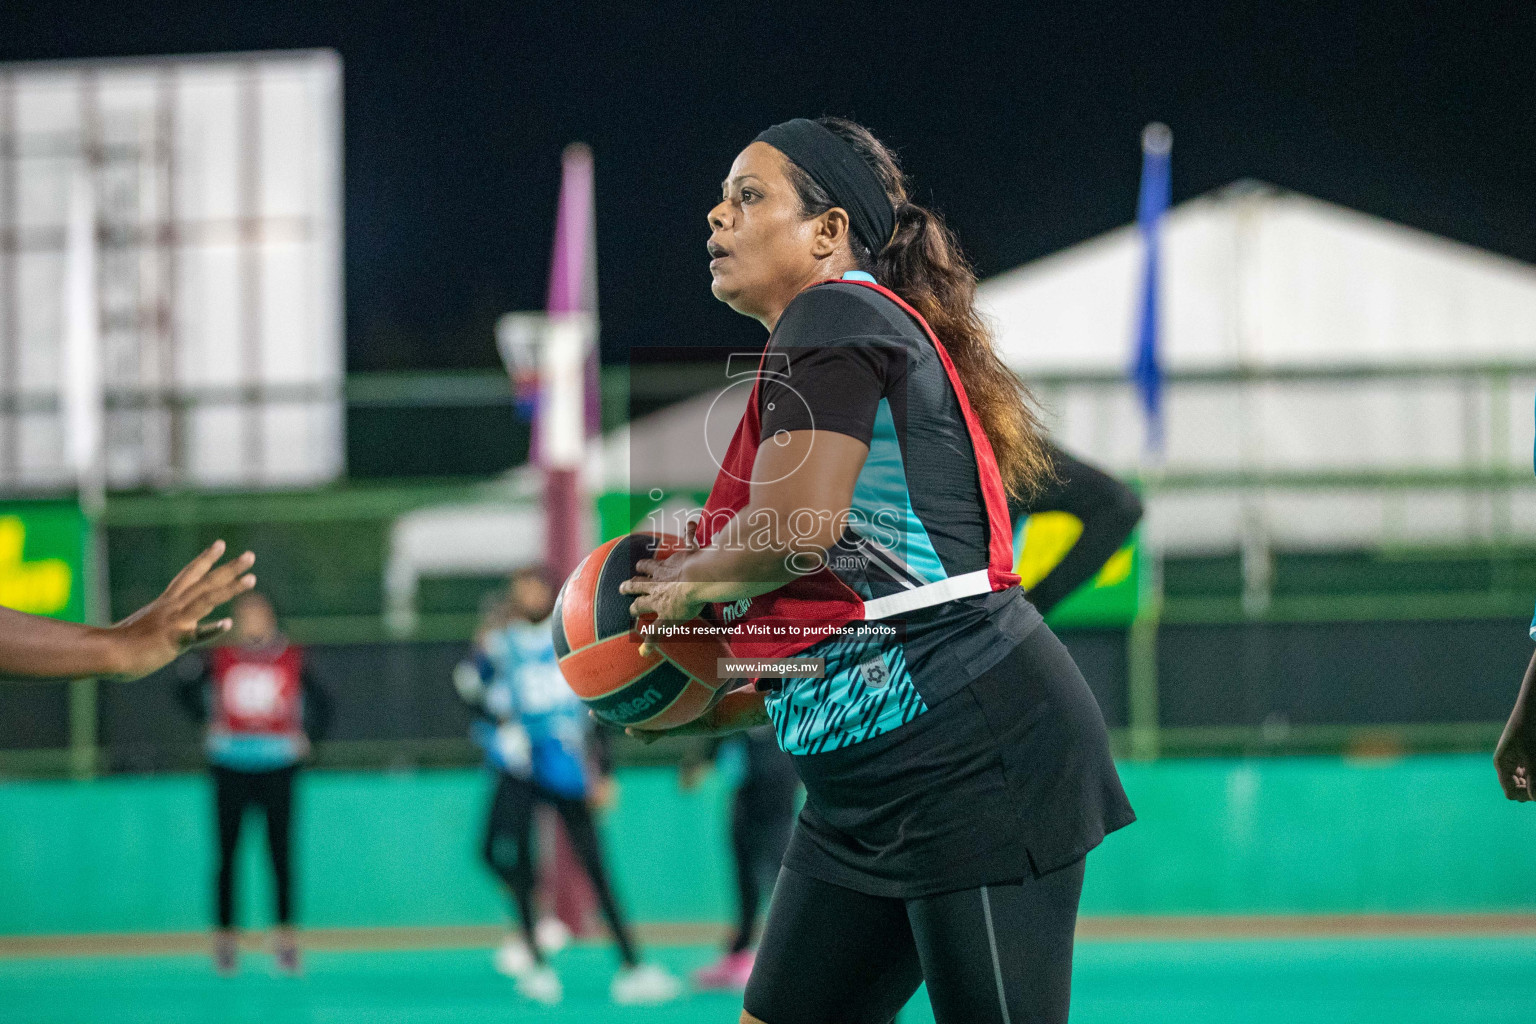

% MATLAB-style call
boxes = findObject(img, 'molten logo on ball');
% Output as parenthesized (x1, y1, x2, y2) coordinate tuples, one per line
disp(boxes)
(551, 532, 737, 731)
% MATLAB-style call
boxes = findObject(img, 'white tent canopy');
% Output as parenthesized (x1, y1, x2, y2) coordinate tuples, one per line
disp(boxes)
(978, 183, 1536, 553)
(981, 181, 1536, 373)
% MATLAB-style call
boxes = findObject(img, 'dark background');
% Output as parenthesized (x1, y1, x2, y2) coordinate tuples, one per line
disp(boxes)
(5, 1, 1533, 373)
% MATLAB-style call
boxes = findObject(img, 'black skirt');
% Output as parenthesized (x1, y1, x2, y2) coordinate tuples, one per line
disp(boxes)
(783, 622, 1134, 899)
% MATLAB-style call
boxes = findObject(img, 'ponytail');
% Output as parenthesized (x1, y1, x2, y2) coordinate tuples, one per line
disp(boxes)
(785, 118, 1053, 500)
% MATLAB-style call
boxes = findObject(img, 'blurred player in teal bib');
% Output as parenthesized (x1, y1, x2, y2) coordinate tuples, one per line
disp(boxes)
(454, 567, 680, 1007)
(475, 595, 590, 799)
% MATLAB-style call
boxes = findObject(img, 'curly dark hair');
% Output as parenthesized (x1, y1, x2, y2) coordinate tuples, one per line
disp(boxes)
(781, 117, 1053, 500)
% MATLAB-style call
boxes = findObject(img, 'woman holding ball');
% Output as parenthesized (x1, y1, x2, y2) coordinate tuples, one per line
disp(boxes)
(621, 118, 1133, 1024)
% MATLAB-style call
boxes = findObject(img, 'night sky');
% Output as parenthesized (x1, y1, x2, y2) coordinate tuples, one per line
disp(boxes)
(5, 2, 1534, 372)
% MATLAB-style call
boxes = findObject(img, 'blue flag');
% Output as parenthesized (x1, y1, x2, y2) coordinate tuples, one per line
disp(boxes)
(1132, 123, 1171, 452)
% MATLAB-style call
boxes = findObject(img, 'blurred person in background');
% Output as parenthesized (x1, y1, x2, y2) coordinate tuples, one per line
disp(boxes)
(175, 591, 332, 977)
(453, 567, 682, 1006)
(463, 590, 586, 959)
(1496, 648, 1536, 801)
(684, 727, 800, 991)
(0, 540, 254, 681)
(1494, 398, 1536, 803)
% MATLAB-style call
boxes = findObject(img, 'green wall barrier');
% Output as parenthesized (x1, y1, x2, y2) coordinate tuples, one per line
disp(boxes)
(1083, 756, 1536, 914)
(3, 755, 1534, 936)
(0, 767, 735, 935)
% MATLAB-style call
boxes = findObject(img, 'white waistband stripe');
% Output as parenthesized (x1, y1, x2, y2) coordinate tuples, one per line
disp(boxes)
(860, 568, 992, 621)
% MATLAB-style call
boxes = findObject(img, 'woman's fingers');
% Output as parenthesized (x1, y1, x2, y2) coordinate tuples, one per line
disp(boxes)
(1496, 745, 1535, 801)
(193, 549, 255, 592)
(1499, 762, 1532, 802)
(162, 540, 227, 599)
(178, 575, 256, 631)
(189, 569, 257, 620)
(190, 619, 233, 646)
(179, 553, 256, 618)
(626, 718, 714, 743)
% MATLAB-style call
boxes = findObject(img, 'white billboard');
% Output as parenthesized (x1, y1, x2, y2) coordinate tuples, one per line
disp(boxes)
(0, 49, 343, 490)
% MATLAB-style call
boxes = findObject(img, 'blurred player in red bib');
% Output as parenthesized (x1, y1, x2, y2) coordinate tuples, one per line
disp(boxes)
(177, 592, 332, 976)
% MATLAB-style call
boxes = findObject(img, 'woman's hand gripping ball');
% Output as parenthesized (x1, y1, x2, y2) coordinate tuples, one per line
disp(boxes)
(619, 518, 706, 658)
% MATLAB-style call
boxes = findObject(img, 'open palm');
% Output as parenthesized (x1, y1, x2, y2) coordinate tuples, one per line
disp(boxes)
(107, 541, 257, 680)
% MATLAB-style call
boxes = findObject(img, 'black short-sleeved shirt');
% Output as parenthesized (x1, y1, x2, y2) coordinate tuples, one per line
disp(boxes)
(754, 279, 1042, 755)
(752, 278, 1133, 896)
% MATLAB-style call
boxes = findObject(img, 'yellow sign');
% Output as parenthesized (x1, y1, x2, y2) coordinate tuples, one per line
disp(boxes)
(1013, 510, 1140, 626)
(0, 509, 85, 620)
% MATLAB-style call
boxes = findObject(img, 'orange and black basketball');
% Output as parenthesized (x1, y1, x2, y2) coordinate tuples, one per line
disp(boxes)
(552, 532, 735, 730)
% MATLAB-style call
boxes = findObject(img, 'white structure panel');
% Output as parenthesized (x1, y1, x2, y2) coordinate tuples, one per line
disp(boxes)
(0, 50, 343, 490)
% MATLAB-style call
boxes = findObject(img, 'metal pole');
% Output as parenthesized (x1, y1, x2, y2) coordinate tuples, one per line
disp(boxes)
(1234, 191, 1272, 618)
(70, 515, 109, 781)
(1127, 613, 1161, 760)
(156, 66, 182, 485)
(1127, 474, 1162, 760)
(0, 73, 16, 482)
(238, 63, 263, 480)
(68, 69, 107, 782)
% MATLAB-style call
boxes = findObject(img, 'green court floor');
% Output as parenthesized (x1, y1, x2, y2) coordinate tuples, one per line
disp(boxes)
(2, 936, 1533, 1024)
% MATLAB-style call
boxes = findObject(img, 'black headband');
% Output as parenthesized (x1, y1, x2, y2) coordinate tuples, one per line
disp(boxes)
(755, 118, 896, 256)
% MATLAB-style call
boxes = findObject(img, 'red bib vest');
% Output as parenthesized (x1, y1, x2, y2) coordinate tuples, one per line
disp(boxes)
(209, 643, 306, 739)
(696, 278, 1019, 659)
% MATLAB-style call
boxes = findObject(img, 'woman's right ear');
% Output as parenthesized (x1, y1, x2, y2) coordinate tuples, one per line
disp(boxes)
(811, 206, 852, 258)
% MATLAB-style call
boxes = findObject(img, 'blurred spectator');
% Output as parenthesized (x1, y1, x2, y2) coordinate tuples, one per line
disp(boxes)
(687, 727, 800, 990)
(175, 591, 331, 976)
(453, 567, 681, 1006)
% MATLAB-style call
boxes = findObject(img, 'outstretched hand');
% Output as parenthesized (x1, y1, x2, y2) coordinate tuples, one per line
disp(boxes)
(106, 540, 257, 681)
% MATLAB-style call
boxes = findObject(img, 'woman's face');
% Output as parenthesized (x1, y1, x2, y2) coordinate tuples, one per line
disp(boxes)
(509, 574, 554, 622)
(707, 142, 840, 324)
(233, 593, 277, 643)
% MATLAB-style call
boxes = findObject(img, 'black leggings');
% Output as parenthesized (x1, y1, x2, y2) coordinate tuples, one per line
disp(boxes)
(213, 764, 296, 929)
(481, 772, 639, 967)
(745, 859, 1085, 1024)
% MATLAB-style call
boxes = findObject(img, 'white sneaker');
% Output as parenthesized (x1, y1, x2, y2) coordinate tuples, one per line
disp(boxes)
(516, 964, 563, 1005)
(493, 935, 534, 977)
(610, 963, 683, 1005)
(534, 916, 571, 954)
